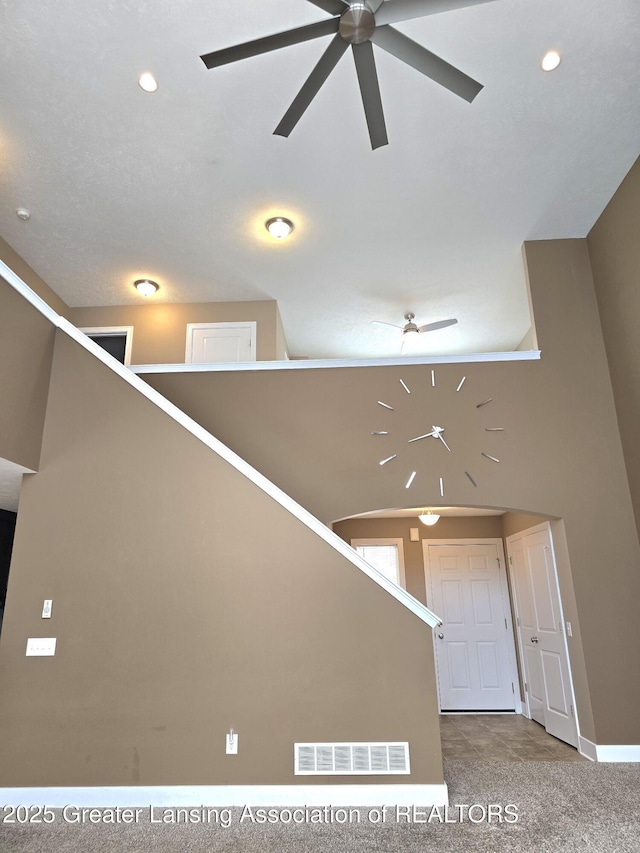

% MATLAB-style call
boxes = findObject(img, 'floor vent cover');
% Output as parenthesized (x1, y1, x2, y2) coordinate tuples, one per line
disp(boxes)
(294, 742, 410, 775)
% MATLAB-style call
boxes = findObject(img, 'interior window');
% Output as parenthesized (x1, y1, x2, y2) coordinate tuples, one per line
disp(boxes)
(355, 543, 401, 586)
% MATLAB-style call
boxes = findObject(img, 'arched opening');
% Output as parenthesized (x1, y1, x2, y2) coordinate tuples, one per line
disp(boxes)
(331, 503, 585, 761)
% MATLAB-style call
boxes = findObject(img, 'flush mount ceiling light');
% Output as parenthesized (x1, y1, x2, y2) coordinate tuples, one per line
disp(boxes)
(541, 50, 561, 72)
(265, 217, 294, 239)
(418, 510, 440, 527)
(134, 278, 159, 296)
(138, 72, 159, 93)
(15, 208, 31, 221)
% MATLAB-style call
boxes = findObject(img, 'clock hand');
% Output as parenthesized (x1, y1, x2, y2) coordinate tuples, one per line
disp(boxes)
(407, 430, 438, 443)
(437, 433, 452, 452)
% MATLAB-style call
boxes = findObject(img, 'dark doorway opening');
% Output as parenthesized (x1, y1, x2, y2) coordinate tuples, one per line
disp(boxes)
(88, 333, 127, 364)
(0, 509, 17, 635)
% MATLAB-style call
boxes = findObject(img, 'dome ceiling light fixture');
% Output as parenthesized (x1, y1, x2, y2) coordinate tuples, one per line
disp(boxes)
(541, 50, 561, 72)
(418, 509, 440, 526)
(138, 71, 159, 93)
(200, 0, 495, 150)
(134, 278, 159, 296)
(265, 217, 294, 239)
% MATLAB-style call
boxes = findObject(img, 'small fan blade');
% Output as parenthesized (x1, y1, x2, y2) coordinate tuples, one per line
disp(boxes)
(372, 320, 404, 329)
(201, 19, 340, 69)
(375, 0, 497, 27)
(274, 35, 349, 137)
(352, 41, 388, 150)
(371, 26, 482, 102)
(418, 319, 458, 332)
(305, 0, 349, 13)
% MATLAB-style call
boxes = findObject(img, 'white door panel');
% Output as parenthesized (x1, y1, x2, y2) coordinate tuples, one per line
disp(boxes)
(507, 525, 577, 747)
(425, 542, 517, 712)
(185, 322, 256, 364)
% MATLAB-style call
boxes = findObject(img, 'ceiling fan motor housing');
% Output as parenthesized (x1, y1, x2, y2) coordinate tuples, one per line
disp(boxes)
(339, 3, 376, 44)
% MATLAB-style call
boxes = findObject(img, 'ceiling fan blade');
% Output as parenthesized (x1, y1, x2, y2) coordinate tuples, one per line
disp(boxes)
(352, 42, 388, 150)
(371, 26, 483, 102)
(418, 319, 458, 332)
(375, 0, 497, 27)
(200, 18, 340, 69)
(274, 35, 349, 137)
(372, 320, 404, 329)
(305, 0, 349, 14)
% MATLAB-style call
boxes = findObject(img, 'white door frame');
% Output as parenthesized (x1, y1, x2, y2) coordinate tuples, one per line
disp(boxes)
(185, 322, 257, 364)
(79, 326, 134, 366)
(423, 538, 522, 714)
(506, 521, 580, 741)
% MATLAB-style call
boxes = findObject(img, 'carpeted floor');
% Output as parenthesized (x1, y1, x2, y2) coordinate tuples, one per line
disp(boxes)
(2, 760, 639, 852)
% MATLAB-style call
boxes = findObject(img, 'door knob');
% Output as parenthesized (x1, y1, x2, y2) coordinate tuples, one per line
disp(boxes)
(531, 636, 539, 643)
(438, 633, 444, 639)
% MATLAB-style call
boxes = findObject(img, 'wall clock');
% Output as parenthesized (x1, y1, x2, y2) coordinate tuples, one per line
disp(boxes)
(371, 370, 504, 495)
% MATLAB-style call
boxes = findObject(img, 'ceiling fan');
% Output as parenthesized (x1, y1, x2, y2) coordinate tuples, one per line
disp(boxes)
(373, 312, 458, 352)
(200, 0, 495, 150)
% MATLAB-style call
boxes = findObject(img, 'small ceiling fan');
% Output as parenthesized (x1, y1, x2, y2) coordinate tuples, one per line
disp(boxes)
(200, 0, 496, 149)
(373, 312, 458, 352)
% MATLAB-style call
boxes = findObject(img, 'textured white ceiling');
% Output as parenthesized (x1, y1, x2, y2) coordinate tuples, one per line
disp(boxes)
(0, 0, 639, 359)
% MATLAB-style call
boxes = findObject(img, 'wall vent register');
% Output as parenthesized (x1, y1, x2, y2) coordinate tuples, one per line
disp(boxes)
(295, 742, 410, 775)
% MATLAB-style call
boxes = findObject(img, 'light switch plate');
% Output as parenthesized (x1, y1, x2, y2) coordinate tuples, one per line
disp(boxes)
(42, 600, 52, 619)
(409, 528, 420, 542)
(26, 638, 56, 656)
(226, 732, 238, 754)
(566, 621, 573, 637)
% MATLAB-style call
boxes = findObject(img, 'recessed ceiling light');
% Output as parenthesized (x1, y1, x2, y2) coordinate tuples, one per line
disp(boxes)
(265, 217, 294, 240)
(541, 50, 561, 72)
(16, 208, 31, 221)
(138, 72, 158, 93)
(134, 279, 159, 296)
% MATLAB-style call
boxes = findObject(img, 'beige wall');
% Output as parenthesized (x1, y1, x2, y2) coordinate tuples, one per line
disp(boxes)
(146, 239, 640, 745)
(70, 300, 284, 364)
(333, 515, 504, 605)
(587, 156, 640, 538)
(0, 236, 69, 317)
(0, 278, 56, 471)
(502, 512, 549, 538)
(0, 329, 442, 787)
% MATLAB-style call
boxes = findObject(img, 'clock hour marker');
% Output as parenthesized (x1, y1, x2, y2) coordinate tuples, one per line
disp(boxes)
(481, 452, 500, 463)
(379, 454, 397, 466)
(485, 427, 504, 431)
(465, 471, 478, 487)
(431, 370, 436, 387)
(476, 398, 493, 408)
(456, 376, 466, 392)
(406, 471, 417, 489)
(378, 401, 394, 410)
(399, 379, 411, 394)
(371, 431, 389, 435)
(439, 477, 444, 497)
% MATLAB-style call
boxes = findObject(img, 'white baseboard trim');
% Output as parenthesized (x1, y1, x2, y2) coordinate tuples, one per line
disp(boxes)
(578, 738, 640, 762)
(578, 736, 597, 761)
(0, 784, 449, 808)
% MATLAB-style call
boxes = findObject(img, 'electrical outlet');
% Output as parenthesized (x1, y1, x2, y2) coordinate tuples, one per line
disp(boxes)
(42, 600, 52, 619)
(226, 731, 238, 754)
(26, 638, 56, 656)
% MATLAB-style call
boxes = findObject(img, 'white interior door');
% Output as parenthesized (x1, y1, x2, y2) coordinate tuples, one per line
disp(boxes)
(186, 322, 256, 364)
(507, 525, 578, 746)
(425, 542, 517, 712)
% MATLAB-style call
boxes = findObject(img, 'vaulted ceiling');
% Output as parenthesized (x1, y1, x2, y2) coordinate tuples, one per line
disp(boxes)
(1, 0, 639, 359)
